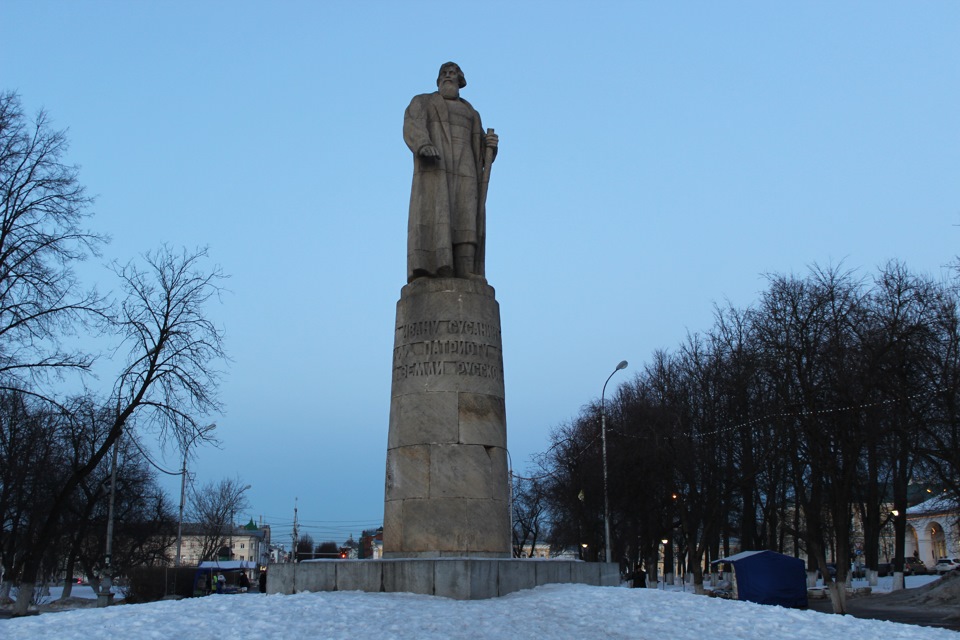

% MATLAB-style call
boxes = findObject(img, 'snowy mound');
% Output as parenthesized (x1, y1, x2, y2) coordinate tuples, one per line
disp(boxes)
(876, 571, 960, 608)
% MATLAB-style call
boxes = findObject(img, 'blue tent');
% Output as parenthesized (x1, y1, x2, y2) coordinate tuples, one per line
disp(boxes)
(712, 550, 808, 608)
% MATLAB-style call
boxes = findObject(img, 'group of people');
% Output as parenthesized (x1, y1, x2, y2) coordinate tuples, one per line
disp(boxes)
(202, 570, 266, 594)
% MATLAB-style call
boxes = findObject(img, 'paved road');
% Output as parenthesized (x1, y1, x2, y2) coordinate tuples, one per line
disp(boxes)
(807, 596, 960, 631)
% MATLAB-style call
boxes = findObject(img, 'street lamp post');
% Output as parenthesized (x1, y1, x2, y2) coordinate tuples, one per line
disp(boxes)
(660, 539, 668, 589)
(601, 359, 628, 564)
(176, 423, 216, 567)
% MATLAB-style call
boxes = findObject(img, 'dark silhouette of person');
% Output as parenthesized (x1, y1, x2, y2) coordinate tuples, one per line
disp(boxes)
(633, 563, 647, 588)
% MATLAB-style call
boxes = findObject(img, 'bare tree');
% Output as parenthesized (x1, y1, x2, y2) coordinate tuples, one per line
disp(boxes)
(188, 477, 250, 563)
(67, 431, 176, 596)
(0, 392, 68, 602)
(511, 475, 548, 558)
(315, 541, 339, 558)
(11, 245, 227, 614)
(296, 533, 315, 560)
(533, 260, 960, 613)
(0, 91, 106, 393)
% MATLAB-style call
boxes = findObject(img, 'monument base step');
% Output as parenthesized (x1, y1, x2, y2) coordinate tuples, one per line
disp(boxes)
(267, 558, 619, 600)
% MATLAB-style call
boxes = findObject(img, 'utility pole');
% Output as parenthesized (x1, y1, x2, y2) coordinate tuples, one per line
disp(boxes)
(291, 498, 299, 594)
(97, 431, 122, 607)
(176, 423, 216, 567)
(292, 498, 299, 563)
(176, 451, 188, 567)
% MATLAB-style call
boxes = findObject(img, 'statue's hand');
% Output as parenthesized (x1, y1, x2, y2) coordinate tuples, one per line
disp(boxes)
(485, 132, 499, 148)
(419, 144, 440, 158)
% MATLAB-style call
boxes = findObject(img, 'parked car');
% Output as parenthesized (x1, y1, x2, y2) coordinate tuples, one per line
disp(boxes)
(904, 557, 929, 575)
(876, 562, 892, 577)
(934, 558, 959, 574)
(821, 563, 865, 580)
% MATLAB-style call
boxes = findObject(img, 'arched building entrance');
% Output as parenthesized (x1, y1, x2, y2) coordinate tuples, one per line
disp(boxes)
(927, 522, 948, 562)
(906, 495, 958, 568)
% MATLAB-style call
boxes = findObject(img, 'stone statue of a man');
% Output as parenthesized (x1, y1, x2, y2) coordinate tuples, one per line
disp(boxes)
(403, 62, 498, 283)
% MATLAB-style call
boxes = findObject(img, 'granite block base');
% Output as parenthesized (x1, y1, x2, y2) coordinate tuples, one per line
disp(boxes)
(267, 559, 618, 600)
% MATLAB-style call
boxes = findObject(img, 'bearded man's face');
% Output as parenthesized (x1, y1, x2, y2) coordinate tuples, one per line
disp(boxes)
(438, 66, 461, 99)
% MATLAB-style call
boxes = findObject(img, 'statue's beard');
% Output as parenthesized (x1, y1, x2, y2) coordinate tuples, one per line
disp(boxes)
(439, 81, 459, 99)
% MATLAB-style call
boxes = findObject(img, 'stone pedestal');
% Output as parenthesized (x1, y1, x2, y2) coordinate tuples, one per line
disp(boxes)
(268, 559, 621, 600)
(383, 277, 510, 558)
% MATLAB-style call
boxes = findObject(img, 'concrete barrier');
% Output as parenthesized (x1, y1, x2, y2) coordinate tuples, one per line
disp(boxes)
(268, 559, 618, 600)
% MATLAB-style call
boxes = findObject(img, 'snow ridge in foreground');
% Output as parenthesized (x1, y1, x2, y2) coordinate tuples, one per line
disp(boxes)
(1, 584, 955, 640)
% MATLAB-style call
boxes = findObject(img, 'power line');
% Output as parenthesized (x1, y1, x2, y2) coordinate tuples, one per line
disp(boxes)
(126, 432, 182, 476)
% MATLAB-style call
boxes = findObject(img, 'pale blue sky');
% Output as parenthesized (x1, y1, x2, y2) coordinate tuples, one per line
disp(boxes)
(3, 1, 959, 547)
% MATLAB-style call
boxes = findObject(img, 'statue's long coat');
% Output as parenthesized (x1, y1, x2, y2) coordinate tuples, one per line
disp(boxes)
(403, 92, 492, 282)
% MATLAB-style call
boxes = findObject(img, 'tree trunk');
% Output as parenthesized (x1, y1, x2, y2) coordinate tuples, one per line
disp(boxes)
(12, 581, 35, 616)
(60, 548, 79, 600)
(892, 571, 904, 591)
(60, 575, 74, 599)
(891, 441, 909, 591)
(689, 547, 705, 595)
(827, 580, 848, 614)
(862, 437, 881, 573)
(645, 555, 658, 588)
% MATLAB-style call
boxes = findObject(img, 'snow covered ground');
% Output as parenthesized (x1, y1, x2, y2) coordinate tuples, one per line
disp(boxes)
(1, 578, 954, 640)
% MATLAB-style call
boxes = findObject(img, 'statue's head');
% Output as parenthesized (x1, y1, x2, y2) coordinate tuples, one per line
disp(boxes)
(437, 62, 467, 89)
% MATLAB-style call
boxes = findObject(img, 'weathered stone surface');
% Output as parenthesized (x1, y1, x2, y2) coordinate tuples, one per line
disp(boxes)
(269, 560, 619, 599)
(458, 393, 507, 447)
(497, 559, 537, 595)
(391, 281, 504, 398)
(388, 392, 459, 448)
(385, 278, 509, 558)
(536, 561, 572, 586)
(384, 445, 430, 500)
(570, 562, 601, 586)
(266, 562, 294, 595)
(294, 561, 336, 592)
(336, 561, 382, 592)
(382, 499, 403, 552)
(429, 444, 508, 500)
(434, 559, 498, 600)
(599, 563, 621, 586)
(404, 62, 497, 283)
(382, 560, 435, 595)
(390, 498, 509, 556)
(392, 549, 508, 559)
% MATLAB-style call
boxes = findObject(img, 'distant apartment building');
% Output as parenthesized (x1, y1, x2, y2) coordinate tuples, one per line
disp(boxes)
(173, 520, 271, 567)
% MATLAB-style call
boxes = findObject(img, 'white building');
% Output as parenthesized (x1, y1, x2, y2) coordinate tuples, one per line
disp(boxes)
(174, 521, 271, 567)
(906, 495, 959, 567)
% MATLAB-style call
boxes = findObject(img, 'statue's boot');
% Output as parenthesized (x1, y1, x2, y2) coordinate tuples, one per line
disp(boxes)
(454, 244, 486, 282)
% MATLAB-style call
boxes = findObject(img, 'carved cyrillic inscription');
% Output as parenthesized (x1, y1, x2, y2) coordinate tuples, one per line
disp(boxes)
(394, 318, 503, 383)
(447, 320, 499, 338)
(394, 360, 448, 379)
(398, 320, 500, 340)
(399, 320, 442, 340)
(394, 340, 498, 360)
